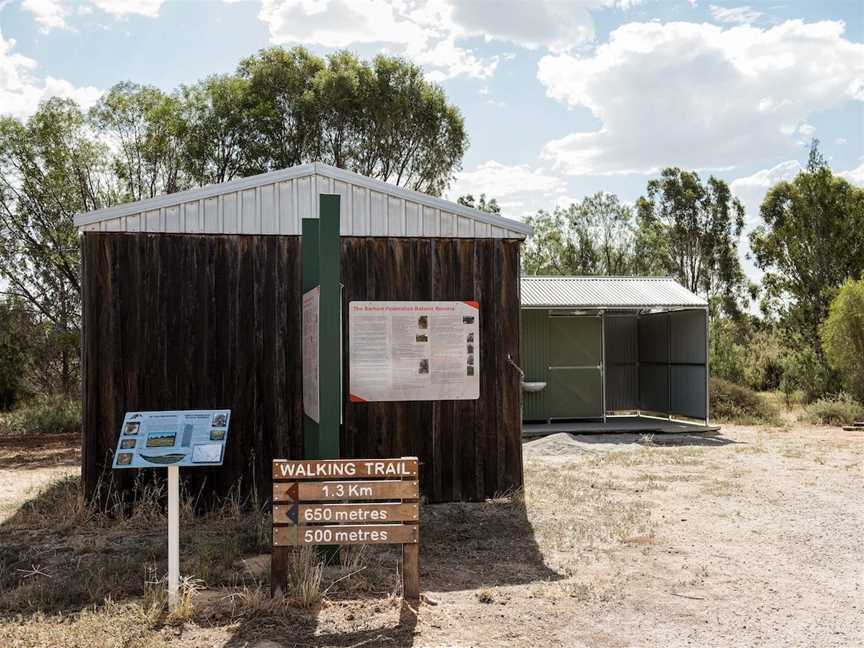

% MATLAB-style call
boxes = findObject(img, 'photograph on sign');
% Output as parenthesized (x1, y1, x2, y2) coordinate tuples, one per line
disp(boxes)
(111, 410, 231, 469)
(302, 286, 320, 423)
(348, 301, 480, 402)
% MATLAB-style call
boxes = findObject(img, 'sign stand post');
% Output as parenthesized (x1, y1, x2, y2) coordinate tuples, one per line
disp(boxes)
(111, 409, 231, 613)
(167, 464, 180, 611)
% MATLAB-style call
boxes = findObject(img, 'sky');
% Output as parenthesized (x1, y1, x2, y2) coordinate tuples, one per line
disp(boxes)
(1, 0, 863, 284)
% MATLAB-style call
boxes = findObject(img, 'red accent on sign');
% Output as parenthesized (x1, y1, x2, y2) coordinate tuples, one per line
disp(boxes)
(349, 394, 368, 403)
(464, 301, 480, 310)
(286, 482, 299, 501)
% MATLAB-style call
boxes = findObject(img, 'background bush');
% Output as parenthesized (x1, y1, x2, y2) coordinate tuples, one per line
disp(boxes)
(803, 393, 864, 426)
(821, 279, 864, 403)
(0, 396, 81, 436)
(709, 378, 780, 425)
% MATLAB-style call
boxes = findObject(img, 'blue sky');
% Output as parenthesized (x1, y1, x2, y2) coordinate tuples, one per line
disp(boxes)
(1, 0, 862, 281)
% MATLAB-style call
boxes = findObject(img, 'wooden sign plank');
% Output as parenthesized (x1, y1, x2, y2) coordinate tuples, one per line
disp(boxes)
(273, 502, 419, 525)
(273, 480, 419, 502)
(273, 524, 418, 546)
(273, 458, 418, 481)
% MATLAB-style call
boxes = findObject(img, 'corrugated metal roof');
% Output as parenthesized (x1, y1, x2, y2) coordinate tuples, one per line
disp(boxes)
(74, 162, 531, 239)
(521, 276, 707, 309)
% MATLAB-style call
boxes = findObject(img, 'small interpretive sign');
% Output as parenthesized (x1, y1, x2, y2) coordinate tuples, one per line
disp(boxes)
(112, 410, 231, 469)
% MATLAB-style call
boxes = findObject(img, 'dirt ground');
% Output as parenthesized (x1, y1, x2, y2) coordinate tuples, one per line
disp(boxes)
(0, 423, 862, 648)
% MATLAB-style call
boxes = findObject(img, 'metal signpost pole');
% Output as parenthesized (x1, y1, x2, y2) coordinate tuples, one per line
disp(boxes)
(167, 464, 179, 611)
(318, 194, 342, 460)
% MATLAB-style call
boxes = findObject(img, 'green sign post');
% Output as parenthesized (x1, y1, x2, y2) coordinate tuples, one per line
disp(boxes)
(302, 195, 342, 460)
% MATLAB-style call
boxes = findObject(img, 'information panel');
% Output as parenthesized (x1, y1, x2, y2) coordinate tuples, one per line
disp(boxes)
(302, 286, 320, 423)
(112, 409, 231, 469)
(348, 301, 479, 402)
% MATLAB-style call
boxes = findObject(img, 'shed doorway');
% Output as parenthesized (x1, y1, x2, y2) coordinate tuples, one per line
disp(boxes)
(546, 315, 603, 419)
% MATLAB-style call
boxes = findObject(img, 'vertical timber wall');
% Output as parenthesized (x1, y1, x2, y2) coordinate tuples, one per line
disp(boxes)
(81, 233, 523, 504)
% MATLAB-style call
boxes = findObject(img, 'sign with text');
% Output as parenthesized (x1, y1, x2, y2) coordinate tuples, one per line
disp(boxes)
(112, 409, 231, 469)
(348, 301, 480, 402)
(302, 286, 320, 424)
(271, 456, 421, 599)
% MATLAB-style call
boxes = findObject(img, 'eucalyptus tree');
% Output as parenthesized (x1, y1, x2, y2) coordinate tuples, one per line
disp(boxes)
(751, 143, 864, 350)
(0, 98, 115, 395)
(636, 168, 747, 316)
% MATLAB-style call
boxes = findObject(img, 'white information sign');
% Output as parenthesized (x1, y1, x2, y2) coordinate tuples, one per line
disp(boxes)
(111, 409, 230, 469)
(302, 286, 320, 423)
(348, 301, 480, 402)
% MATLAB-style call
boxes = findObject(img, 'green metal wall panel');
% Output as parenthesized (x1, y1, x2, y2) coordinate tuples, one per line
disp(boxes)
(521, 312, 603, 420)
(547, 368, 603, 418)
(520, 309, 549, 420)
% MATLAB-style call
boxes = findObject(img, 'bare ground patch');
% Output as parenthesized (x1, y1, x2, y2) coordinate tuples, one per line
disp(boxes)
(0, 425, 862, 647)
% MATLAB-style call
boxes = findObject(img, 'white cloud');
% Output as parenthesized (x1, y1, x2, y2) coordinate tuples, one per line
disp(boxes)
(449, 0, 638, 53)
(258, 0, 497, 81)
(0, 30, 102, 119)
(22, 0, 70, 31)
(256, 0, 639, 80)
(447, 160, 566, 217)
(839, 162, 864, 185)
(538, 20, 864, 175)
(731, 159, 802, 226)
(836, 137, 848, 145)
(709, 5, 761, 25)
(88, 0, 163, 17)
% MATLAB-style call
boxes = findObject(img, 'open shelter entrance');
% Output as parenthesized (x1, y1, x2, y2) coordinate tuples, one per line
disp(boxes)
(520, 277, 716, 435)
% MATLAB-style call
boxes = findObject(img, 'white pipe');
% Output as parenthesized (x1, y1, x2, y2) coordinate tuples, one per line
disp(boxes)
(167, 465, 179, 611)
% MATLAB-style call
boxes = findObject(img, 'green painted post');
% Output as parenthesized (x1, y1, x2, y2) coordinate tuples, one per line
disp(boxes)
(301, 217, 320, 459)
(317, 194, 341, 460)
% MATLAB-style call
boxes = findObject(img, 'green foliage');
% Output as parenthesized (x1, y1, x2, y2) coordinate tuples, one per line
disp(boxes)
(179, 74, 255, 185)
(92, 82, 188, 201)
(778, 343, 834, 404)
(803, 393, 864, 426)
(523, 192, 642, 275)
(0, 299, 31, 409)
(0, 99, 107, 396)
(457, 193, 500, 214)
(751, 142, 864, 353)
(742, 329, 785, 392)
(709, 319, 748, 385)
(238, 48, 466, 195)
(0, 395, 81, 435)
(637, 168, 748, 315)
(709, 378, 779, 425)
(820, 279, 864, 402)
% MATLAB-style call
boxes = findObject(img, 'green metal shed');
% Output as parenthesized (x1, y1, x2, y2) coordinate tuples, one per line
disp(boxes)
(520, 276, 712, 432)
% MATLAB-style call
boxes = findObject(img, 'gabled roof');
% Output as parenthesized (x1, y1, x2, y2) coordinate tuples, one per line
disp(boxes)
(74, 162, 531, 239)
(521, 276, 707, 309)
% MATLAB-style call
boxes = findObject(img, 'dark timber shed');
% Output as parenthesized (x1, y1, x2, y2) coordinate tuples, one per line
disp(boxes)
(75, 162, 530, 503)
(520, 276, 711, 432)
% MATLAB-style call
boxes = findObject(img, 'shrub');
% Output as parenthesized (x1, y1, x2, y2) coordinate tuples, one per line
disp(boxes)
(821, 279, 864, 402)
(742, 329, 784, 391)
(709, 378, 779, 425)
(803, 393, 864, 426)
(778, 344, 834, 404)
(0, 395, 81, 435)
(709, 319, 747, 385)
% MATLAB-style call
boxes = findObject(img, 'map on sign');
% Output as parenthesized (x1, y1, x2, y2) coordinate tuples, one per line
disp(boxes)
(348, 301, 480, 402)
(112, 410, 231, 469)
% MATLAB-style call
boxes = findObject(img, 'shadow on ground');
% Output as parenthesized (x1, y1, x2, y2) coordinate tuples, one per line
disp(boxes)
(0, 433, 80, 470)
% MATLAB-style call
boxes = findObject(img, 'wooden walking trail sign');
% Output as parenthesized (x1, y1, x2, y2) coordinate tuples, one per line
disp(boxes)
(271, 457, 420, 600)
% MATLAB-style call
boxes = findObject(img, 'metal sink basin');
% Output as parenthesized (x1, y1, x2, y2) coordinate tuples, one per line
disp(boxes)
(521, 381, 547, 393)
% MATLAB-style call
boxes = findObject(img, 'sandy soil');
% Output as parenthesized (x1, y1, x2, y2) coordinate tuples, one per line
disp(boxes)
(0, 433, 78, 523)
(1, 424, 862, 648)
